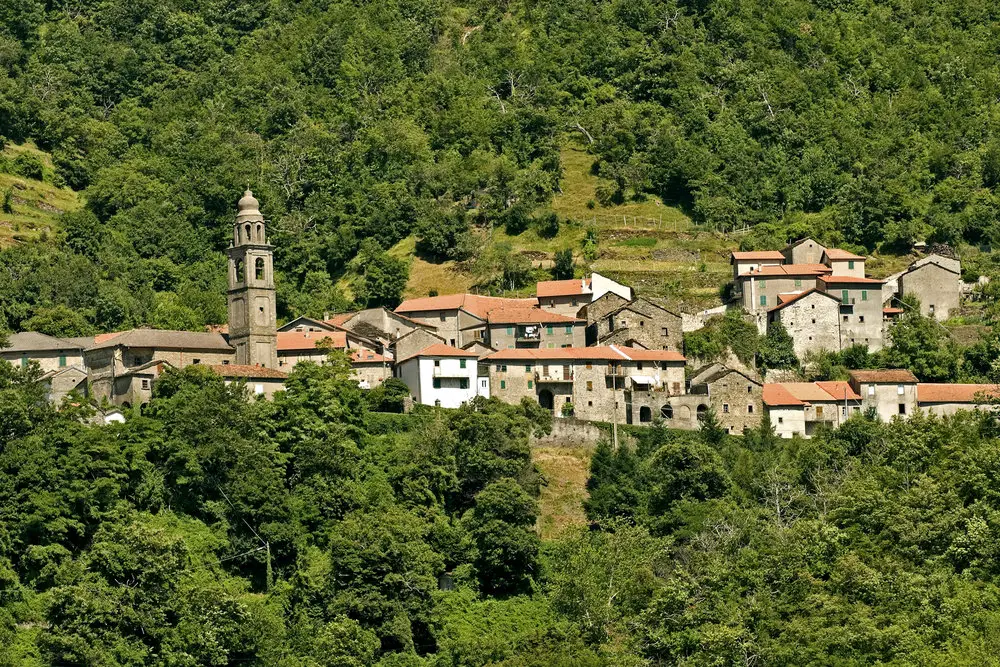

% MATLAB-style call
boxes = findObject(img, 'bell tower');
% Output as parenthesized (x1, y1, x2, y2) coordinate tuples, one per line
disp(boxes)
(227, 189, 278, 368)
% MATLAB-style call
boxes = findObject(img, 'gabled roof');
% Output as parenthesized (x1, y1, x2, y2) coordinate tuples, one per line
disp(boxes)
(784, 237, 824, 251)
(607, 296, 681, 319)
(781, 382, 844, 403)
(88, 329, 233, 352)
(536, 278, 591, 298)
(767, 288, 840, 313)
(917, 384, 1000, 403)
(817, 275, 884, 285)
(693, 365, 762, 387)
(823, 248, 865, 261)
(395, 294, 537, 319)
(849, 369, 918, 384)
(487, 307, 581, 324)
(484, 345, 685, 362)
(351, 350, 389, 364)
(3, 332, 87, 353)
(815, 381, 861, 401)
(208, 364, 287, 379)
(277, 316, 339, 333)
(730, 250, 785, 262)
(904, 259, 961, 276)
(763, 384, 804, 407)
(397, 343, 480, 363)
(277, 331, 347, 352)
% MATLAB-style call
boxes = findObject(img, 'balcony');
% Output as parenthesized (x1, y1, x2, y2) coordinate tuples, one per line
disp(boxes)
(515, 328, 541, 343)
(535, 371, 574, 383)
(605, 366, 625, 377)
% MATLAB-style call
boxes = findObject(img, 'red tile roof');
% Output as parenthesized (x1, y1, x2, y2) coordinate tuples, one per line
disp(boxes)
(395, 294, 537, 319)
(815, 381, 861, 401)
(817, 275, 884, 285)
(277, 331, 347, 352)
(763, 384, 804, 406)
(486, 307, 581, 324)
(782, 382, 842, 403)
(849, 369, 918, 383)
(208, 364, 287, 379)
(324, 313, 355, 327)
(883, 307, 904, 315)
(823, 248, 865, 260)
(917, 384, 1000, 403)
(741, 264, 832, 277)
(396, 343, 480, 363)
(484, 346, 685, 362)
(351, 350, 389, 364)
(536, 278, 590, 298)
(767, 288, 840, 313)
(731, 251, 786, 261)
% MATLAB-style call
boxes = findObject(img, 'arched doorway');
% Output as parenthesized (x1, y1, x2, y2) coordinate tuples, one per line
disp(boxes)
(696, 404, 709, 421)
(661, 404, 673, 419)
(538, 389, 554, 411)
(639, 406, 652, 423)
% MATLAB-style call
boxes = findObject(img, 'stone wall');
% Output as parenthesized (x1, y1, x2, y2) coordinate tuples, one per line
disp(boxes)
(899, 262, 961, 321)
(771, 291, 841, 357)
(531, 418, 605, 447)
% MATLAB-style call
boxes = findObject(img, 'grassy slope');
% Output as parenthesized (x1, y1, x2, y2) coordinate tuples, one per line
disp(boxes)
(0, 142, 81, 245)
(533, 445, 592, 540)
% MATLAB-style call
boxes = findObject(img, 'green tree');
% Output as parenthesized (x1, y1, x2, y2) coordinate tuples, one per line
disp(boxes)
(553, 248, 574, 280)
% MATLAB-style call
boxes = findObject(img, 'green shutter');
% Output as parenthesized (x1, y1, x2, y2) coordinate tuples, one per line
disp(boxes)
(848, 260, 855, 270)
(546, 325, 553, 335)
(528, 380, 533, 389)
(759, 295, 766, 306)
(500, 380, 506, 389)
(506, 326, 513, 335)
(861, 290, 868, 301)
(841, 290, 849, 304)
(565, 326, 572, 334)
(794, 278, 801, 287)
(59, 355, 66, 367)
(460, 359, 466, 368)
(525, 364, 531, 372)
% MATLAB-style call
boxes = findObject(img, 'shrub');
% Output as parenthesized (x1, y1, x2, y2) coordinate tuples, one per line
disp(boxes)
(561, 402, 575, 417)
(12, 153, 44, 180)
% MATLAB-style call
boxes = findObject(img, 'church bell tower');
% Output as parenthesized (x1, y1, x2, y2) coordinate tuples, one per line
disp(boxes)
(227, 190, 278, 368)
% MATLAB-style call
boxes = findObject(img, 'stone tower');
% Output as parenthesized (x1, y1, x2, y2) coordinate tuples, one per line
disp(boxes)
(227, 190, 278, 368)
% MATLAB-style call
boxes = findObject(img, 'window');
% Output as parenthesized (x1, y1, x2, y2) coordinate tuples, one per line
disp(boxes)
(587, 381, 593, 391)
(58, 355, 66, 367)
(255, 257, 265, 281)
(18, 356, 26, 368)
(501, 365, 507, 372)
(222, 360, 229, 365)
(760, 280, 767, 288)
(460, 359, 466, 369)
(588, 400, 593, 407)
(897, 384, 904, 395)
(637, 361, 644, 370)
(898, 403, 906, 415)
(193, 358, 201, 365)
(586, 362, 592, 369)
(778, 416, 784, 424)
(565, 326, 573, 334)
(500, 380, 506, 389)
(525, 364, 531, 372)
(859, 316, 865, 323)
(868, 385, 875, 396)
(449, 339, 456, 346)
(848, 260, 855, 270)
(816, 406, 824, 417)
(572, 299, 578, 306)
(747, 385, 753, 393)
(141, 379, 150, 390)
(723, 403, 730, 413)
(460, 378, 469, 389)
(748, 404, 754, 414)
(640, 320, 645, 327)
(760, 295, 767, 306)
(546, 325, 554, 335)
(662, 327, 669, 336)
(433, 378, 441, 389)
(496, 364, 501, 371)
(843, 315, 849, 322)
(929, 304, 935, 314)
(507, 326, 513, 335)
(527, 380, 533, 389)
(861, 290, 868, 301)
(811, 318, 816, 324)
(841, 290, 849, 304)
(439, 313, 446, 322)
(254, 384, 265, 395)
(434, 359, 441, 367)
(794, 278, 802, 287)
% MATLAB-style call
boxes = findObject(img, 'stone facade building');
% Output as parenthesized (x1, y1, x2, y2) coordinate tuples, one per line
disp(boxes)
(484, 308, 585, 349)
(685, 364, 764, 434)
(0, 332, 89, 371)
(591, 297, 683, 351)
(766, 289, 842, 357)
(783, 238, 826, 265)
(394, 294, 536, 348)
(816, 275, 885, 350)
(535, 273, 632, 317)
(226, 190, 278, 369)
(849, 369, 919, 421)
(898, 260, 961, 321)
(730, 251, 785, 287)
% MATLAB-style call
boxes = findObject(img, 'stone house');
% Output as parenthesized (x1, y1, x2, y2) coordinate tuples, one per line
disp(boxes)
(484, 307, 585, 349)
(485, 346, 686, 424)
(816, 275, 885, 350)
(730, 250, 785, 287)
(580, 291, 630, 325)
(898, 260, 961, 321)
(738, 264, 832, 314)
(394, 294, 536, 348)
(350, 350, 392, 388)
(536, 273, 632, 317)
(209, 364, 287, 399)
(783, 238, 827, 265)
(822, 248, 866, 278)
(848, 369, 919, 421)
(916, 383, 1000, 417)
(592, 297, 683, 351)
(277, 330, 349, 367)
(763, 381, 862, 438)
(1, 332, 89, 371)
(684, 365, 764, 434)
(766, 289, 843, 358)
(38, 365, 89, 403)
(395, 343, 480, 408)
(393, 328, 446, 364)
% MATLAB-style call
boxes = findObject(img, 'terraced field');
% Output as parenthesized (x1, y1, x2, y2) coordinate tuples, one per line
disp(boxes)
(0, 142, 82, 245)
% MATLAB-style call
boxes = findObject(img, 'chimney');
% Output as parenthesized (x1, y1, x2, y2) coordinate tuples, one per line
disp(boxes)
(323, 311, 331, 321)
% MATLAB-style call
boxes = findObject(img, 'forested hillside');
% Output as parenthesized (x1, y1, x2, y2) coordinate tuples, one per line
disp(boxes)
(5, 0, 1000, 333)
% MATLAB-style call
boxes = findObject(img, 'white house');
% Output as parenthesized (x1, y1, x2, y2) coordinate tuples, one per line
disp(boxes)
(395, 343, 480, 408)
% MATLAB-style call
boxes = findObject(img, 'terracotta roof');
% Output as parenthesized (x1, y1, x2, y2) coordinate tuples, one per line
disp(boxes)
(917, 384, 1000, 403)
(351, 350, 389, 364)
(395, 294, 537, 319)
(486, 307, 581, 324)
(88, 329, 233, 352)
(277, 331, 347, 352)
(536, 278, 591, 298)
(763, 384, 804, 406)
(782, 382, 843, 403)
(849, 369, 918, 384)
(324, 313, 355, 327)
(397, 343, 480, 363)
(3, 332, 87, 353)
(823, 248, 865, 261)
(731, 251, 785, 261)
(768, 288, 840, 313)
(207, 364, 287, 379)
(817, 275, 884, 285)
(741, 264, 832, 277)
(484, 345, 685, 363)
(883, 307, 904, 315)
(816, 381, 861, 401)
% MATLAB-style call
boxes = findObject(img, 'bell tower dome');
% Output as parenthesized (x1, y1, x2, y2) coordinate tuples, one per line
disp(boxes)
(227, 189, 278, 368)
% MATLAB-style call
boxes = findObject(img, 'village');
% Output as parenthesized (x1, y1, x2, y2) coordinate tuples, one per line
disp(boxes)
(4, 191, 993, 437)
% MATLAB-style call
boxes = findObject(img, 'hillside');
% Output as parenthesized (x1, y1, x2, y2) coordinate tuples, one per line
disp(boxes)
(0, 142, 81, 245)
